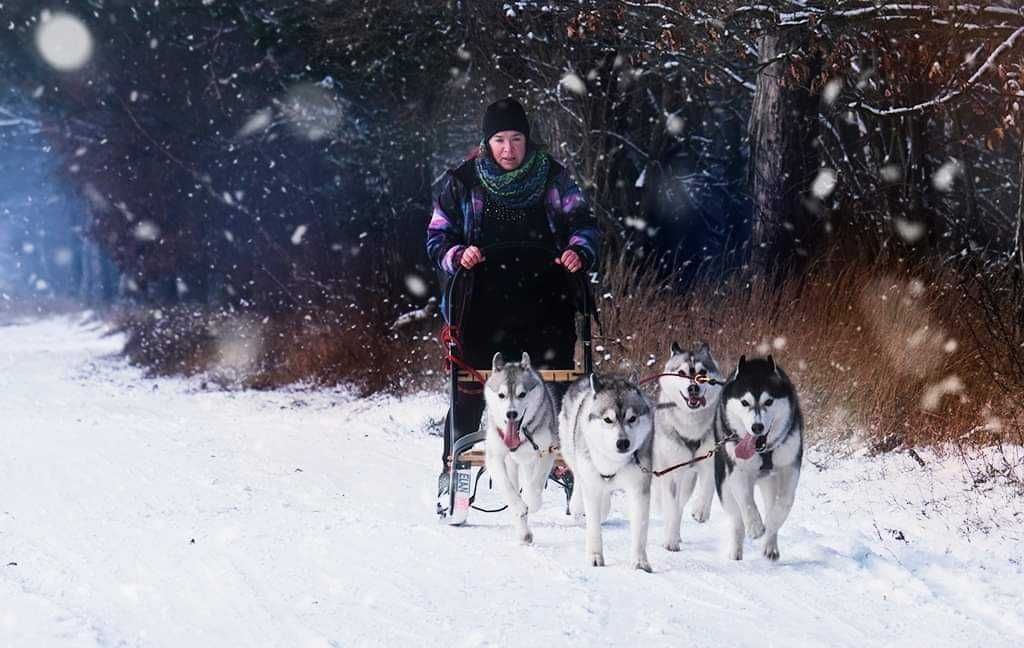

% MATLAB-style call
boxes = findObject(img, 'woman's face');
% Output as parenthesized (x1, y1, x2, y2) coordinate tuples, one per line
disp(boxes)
(487, 130, 527, 171)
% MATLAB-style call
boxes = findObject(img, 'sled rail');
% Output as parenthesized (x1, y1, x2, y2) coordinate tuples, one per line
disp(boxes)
(450, 448, 566, 468)
(456, 369, 583, 384)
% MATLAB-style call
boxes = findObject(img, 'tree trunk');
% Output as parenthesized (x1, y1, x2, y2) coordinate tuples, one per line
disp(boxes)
(748, 30, 821, 275)
(1016, 132, 1024, 278)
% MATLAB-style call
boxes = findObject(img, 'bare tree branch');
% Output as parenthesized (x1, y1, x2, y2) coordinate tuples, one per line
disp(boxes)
(849, 25, 1024, 116)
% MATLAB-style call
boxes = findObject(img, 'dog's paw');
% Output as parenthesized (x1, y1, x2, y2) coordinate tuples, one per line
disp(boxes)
(747, 518, 765, 540)
(588, 552, 605, 567)
(691, 504, 711, 524)
(763, 540, 780, 561)
(663, 540, 681, 552)
(726, 546, 743, 561)
(633, 558, 653, 573)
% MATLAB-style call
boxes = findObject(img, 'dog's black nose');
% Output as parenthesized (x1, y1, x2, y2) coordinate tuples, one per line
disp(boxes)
(751, 422, 765, 434)
(506, 410, 519, 421)
(616, 438, 631, 452)
(687, 384, 701, 396)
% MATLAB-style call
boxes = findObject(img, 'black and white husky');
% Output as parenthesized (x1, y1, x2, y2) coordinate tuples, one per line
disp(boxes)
(483, 352, 558, 545)
(714, 355, 803, 561)
(559, 374, 655, 572)
(653, 341, 725, 551)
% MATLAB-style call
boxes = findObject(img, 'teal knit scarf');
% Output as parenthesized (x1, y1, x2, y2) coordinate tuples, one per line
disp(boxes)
(475, 148, 551, 209)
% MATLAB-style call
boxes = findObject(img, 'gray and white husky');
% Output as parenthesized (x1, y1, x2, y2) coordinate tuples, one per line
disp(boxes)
(559, 374, 655, 572)
(483, 352, 558, 545)
(714, 355, 803, 561)
(653, 341, 725, 551)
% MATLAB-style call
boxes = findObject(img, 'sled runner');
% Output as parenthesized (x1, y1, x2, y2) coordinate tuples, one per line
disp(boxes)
(437, 243, 595, 525)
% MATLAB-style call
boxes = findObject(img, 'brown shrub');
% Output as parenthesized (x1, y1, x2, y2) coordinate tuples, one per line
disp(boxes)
(113, 304, 438, 397)
(591, 249, 1024, 450)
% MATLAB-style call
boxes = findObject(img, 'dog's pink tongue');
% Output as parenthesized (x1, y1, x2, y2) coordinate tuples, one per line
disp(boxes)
(734, 434, 757, 460)
(503, 420, 521, 450)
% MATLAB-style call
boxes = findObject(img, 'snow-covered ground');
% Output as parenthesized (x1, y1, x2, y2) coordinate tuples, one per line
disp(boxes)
(2, 316, 1023, 647)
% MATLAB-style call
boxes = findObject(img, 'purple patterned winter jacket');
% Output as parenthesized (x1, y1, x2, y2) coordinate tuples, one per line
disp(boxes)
(426, 157, 602, 319)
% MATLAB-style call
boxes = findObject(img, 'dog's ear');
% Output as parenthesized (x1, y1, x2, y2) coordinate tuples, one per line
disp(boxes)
(768, 354, 778, 374)
(695, 340, 712, 361)
(519, 351, 531, 369)
(732, 354, 746, 379)
(492, 352, 506, 372)
(670, 341, 683, 356)
(589, 373, 602, 394)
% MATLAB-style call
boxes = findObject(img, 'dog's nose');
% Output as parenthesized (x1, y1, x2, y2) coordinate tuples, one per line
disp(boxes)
(751, 422, 765, 434)
(616, 438, 631, 452)
(506, 410, 519, 421)
(687, 384, 701, 396)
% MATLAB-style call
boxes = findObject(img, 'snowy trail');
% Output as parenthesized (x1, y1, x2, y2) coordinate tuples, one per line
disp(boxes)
(2, 316, 1023, 647)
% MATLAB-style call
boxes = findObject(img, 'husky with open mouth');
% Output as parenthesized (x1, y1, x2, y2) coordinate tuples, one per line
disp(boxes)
(653, 341, 724, 551)
(483, 352, 558, 544)
(713, 355, 803, 561)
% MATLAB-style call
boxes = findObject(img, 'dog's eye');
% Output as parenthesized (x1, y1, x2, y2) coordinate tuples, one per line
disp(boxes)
(627, 415, 637, 424)
(498, 393, 506, 400)
(603, 417, 614, 424)
(764, 398, 774, 407)
(517, 392, 526, 399)
(740, 399, 750, 407)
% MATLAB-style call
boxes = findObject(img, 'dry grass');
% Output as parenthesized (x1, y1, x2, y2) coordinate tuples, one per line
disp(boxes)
(114, 304, 438, 397)
(592, 249, 1024, 451)
(111, 248, 1024, 454)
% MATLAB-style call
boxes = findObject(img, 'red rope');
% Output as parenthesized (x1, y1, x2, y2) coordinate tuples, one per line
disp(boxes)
(439, 324, 487, 394)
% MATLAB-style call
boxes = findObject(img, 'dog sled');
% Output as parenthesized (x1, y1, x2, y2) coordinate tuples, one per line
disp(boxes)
(437, 243, 595, 525)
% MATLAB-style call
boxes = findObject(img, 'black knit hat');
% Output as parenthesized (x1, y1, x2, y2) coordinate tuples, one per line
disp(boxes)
(481, 98, 530, 142)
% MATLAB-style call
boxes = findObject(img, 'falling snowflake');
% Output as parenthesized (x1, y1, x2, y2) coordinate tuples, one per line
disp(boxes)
(405, 274, 428, 298)
(932, 159, 961, 192)
(893, 218, 926, 243)
(811, 168, 837, 199)
(879, 164, 902, 183)
(921, 375, 963, 411)
(560, 73, 586, 96)
(134, 221, 160, 242)
(238, 109, 272, 138)
(666, 114, 684, 135)
(35, 12, 93, 71)
(54, 248, 73, 266)
(291, 225, 308, 245)
(822, 79, 843, 106)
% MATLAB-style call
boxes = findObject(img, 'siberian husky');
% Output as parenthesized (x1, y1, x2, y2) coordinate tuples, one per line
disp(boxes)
(713, 355, 803, 561)
(653, 341, 725, 551)
(559, 374, 655, 571)
(483, 352, 558, 544)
